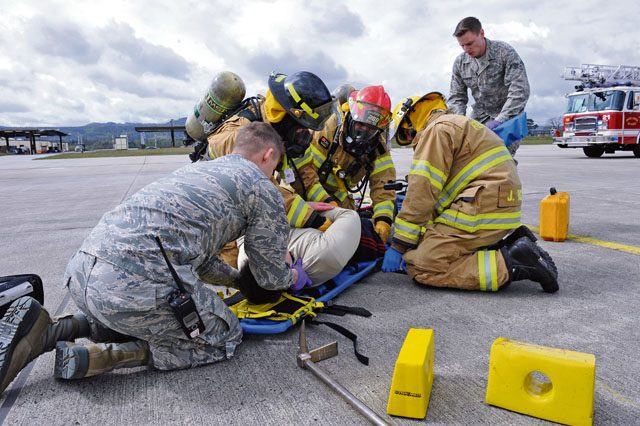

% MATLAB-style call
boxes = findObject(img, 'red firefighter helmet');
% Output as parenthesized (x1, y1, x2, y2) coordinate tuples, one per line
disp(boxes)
(343, 86, 391, 155)
(347, 85, 391, 131)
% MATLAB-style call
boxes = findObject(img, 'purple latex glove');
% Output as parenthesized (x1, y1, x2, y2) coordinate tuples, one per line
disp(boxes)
(290, 258, 313, 293)
(485, 119, 502, 130)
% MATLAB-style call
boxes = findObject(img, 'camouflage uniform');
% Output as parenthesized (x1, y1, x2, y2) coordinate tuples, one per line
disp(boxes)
(449, 38, 530, 155)
(291, 112, 396, 224)
(391, 111, 522, 291)
(64, 154, 293, 370)
(206, 97, 321, 229)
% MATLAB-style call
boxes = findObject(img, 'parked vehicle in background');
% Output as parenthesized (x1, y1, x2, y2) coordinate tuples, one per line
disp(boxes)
(554, 64, 640, 158)
(7, 145, 29, 154)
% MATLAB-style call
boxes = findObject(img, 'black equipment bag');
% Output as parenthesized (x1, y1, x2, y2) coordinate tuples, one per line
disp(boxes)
(0, 274, 45, 317)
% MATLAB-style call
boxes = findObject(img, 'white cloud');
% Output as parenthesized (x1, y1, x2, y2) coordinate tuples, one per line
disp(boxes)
(489, 22, 550, 43)
(0, 0, 639, 126)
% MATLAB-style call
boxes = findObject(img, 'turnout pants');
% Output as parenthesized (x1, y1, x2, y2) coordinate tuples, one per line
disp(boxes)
(403, 223, 511, 292)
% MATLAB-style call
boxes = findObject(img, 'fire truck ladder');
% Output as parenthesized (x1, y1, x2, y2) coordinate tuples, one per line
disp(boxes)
(562, 64, 640, 87)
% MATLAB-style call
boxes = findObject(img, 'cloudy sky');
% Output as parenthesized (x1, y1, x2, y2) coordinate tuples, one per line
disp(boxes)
(1, 0, 639, 128)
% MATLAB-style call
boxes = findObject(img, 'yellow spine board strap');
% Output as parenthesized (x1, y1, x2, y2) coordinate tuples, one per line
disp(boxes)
(229, 292, 324, 324)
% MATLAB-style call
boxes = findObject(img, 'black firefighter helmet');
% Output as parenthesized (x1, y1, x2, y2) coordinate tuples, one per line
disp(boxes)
(268, 71, 334, 131)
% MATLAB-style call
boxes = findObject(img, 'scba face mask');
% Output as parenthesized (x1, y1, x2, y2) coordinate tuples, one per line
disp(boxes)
(285, 127, 311, 158)
(272, 114, 312, 158)
(344, 119, 380, 157)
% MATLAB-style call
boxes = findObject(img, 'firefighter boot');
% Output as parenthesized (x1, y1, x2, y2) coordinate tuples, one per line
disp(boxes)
(54, 340, 150, 380)
(0, 296, 91, 393)
(503, 225, 537, 245)
(501, 237, 559, 293)
(488, 225, 538, 252)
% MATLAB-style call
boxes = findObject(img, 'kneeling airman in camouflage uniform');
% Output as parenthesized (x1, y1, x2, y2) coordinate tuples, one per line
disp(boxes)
(0, 122, 307, 393)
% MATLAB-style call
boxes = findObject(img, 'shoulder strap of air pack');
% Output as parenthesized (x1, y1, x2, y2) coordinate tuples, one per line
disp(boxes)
(237, 97, 263, 122)
(317, 129, 342, 184)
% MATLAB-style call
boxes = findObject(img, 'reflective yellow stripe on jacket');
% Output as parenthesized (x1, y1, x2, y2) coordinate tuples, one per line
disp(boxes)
(373, 200, 394, 221)
(394, 217, 423, 245)
(293, 147, 314, 169)
(478, 250, 499, 292)
(370, 153, 394, 177)
(333, 190, 348, 202)
(434, 210, 521, 232)
(435, 146, 512, 214)
(310, 144, 326, 168)
(409, 158, 447, 191)
(307, 183, 330, 202)
(287, 195, 314, 227)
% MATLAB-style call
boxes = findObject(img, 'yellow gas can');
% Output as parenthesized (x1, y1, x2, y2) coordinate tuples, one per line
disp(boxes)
(539, 187, 570, 242)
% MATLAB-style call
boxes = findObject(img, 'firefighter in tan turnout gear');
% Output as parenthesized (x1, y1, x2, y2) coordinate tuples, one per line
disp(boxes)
(381, 92, 558, 293)
(207, 71, 336, 232)
(291, 85, 397, 243)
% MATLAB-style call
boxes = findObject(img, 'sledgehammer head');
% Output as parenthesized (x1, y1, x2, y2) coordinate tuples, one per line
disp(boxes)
(297, 320, 338, 368)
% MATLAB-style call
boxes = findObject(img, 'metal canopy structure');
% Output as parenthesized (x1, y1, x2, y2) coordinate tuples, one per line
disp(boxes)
(0, 129, 68, 153)
(134, 125, 186, 147)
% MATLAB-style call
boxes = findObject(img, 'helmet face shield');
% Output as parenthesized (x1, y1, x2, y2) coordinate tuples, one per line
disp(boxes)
(349, 101, 391, 130)
(268, 71, 334, 131)
(287, 98, 336, 131)
(389, 92, 447, 146)
(389, 96, 418, 146)
(347, 86, 391, 131)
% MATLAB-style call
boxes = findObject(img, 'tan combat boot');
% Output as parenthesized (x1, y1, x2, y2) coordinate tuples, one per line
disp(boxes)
(0, 296, 91, 394)
(55, 340, 149, 380)
(0, 296, 52, 393)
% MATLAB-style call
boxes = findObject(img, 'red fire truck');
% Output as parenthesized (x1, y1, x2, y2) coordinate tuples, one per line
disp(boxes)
(553, 64, 640, 158)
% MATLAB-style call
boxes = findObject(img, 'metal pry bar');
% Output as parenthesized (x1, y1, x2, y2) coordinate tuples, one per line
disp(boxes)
(296, 320, 390, 426)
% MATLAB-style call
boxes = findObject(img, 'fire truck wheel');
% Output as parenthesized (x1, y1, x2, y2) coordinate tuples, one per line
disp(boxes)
(583, 146, 605, 158)
(633, 145, 640, 158)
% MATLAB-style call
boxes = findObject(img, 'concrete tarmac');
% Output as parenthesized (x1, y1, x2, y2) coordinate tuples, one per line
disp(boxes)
(0, 145, 638, 425)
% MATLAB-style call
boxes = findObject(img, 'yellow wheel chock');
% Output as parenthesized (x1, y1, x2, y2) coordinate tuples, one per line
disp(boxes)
(386, 328, 434, 419)
(485, 337, 596, 426)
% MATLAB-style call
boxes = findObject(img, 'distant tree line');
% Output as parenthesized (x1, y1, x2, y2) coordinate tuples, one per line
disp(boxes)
(0, 117, 187, 149)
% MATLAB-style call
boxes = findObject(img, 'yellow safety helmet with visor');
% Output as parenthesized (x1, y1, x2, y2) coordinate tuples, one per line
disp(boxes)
(389, 92, 447, 146)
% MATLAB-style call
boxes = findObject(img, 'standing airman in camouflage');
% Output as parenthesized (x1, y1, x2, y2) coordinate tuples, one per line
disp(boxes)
(0, 122, 305, 392)
(448, 16, 530, 156)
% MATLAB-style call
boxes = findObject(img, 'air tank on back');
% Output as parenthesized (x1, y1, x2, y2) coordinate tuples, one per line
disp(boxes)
(185, 71, 246, 142)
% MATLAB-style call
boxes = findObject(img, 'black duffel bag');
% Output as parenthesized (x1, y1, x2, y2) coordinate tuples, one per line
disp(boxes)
(0, 274, 45, 317)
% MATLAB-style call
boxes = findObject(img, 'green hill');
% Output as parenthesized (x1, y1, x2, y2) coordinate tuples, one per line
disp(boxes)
(1, 117, 187, 149)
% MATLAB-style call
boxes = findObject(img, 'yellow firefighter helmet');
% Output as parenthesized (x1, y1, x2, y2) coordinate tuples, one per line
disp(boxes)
(389, 92, 447, 145)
